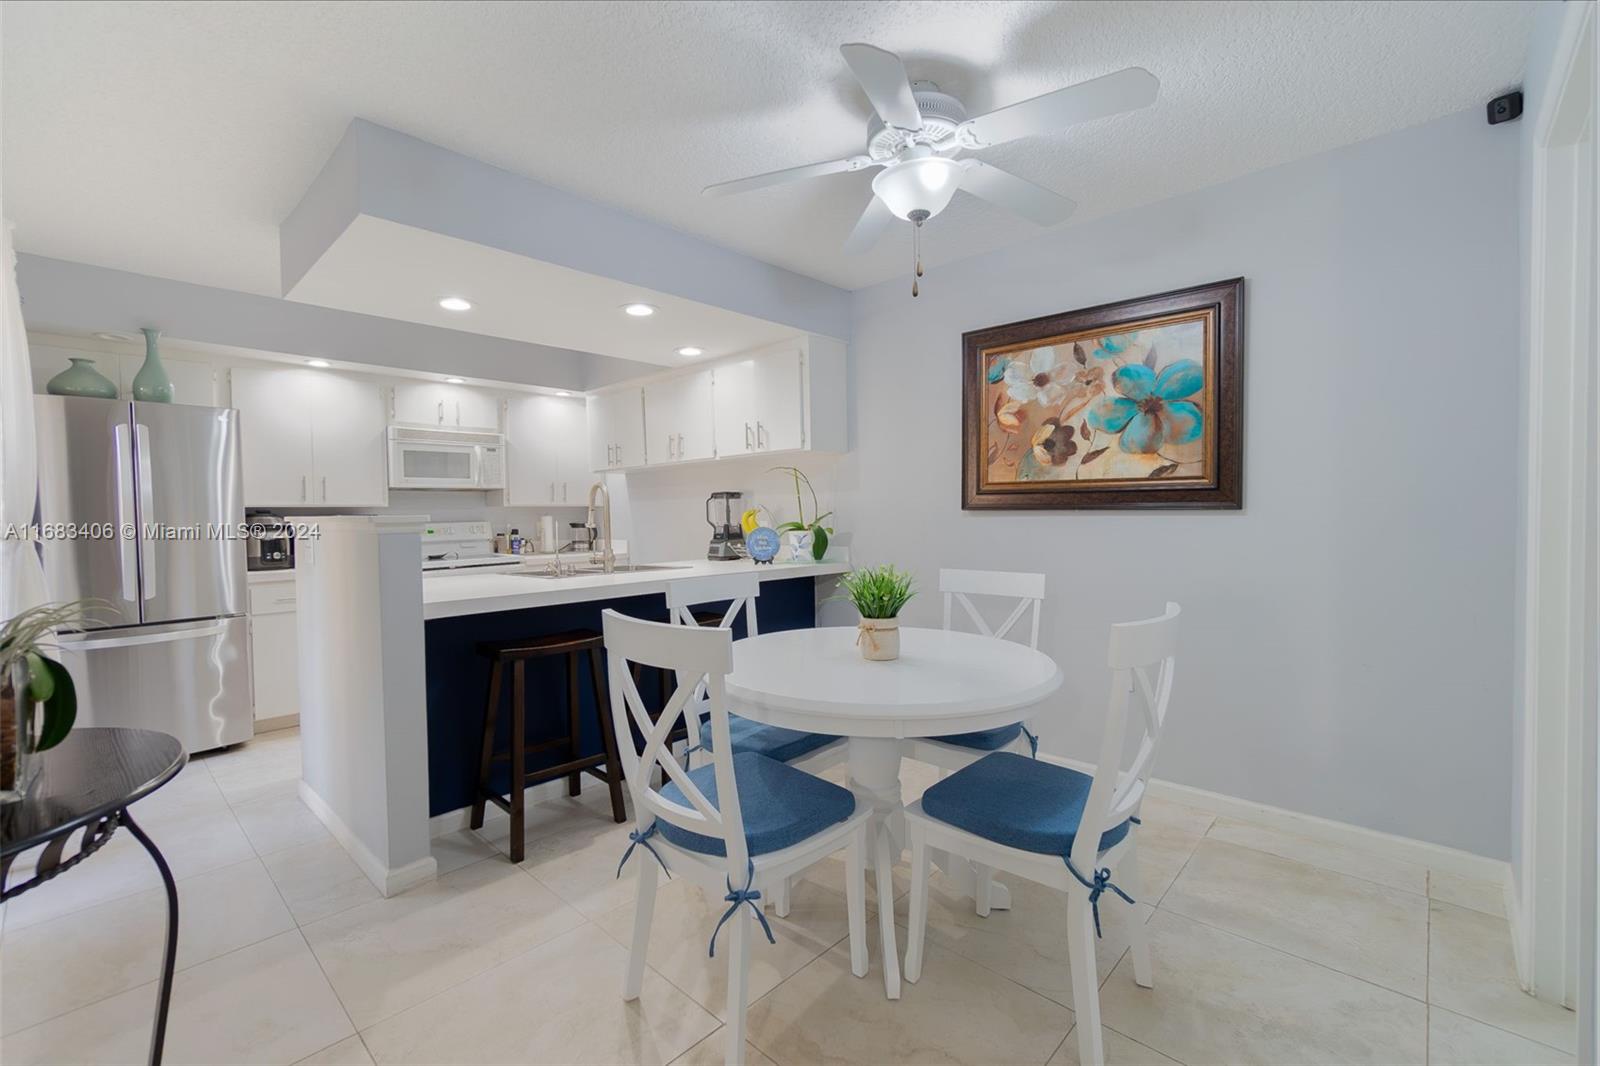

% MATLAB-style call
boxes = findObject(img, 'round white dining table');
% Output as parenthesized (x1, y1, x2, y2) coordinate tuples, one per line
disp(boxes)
(726, 625, 1064, 998)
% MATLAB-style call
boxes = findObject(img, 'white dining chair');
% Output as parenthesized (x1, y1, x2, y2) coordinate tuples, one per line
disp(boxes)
(904, 568, 1047, 771)
(667, 573, 849, 918)
(666, 573, 847, 776)
(902, 602, 1181, 1066)
(602, 609, 873, 1066)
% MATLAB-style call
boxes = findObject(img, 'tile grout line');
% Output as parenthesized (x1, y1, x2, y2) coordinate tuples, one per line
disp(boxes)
(1202, 816, 1443, 899)
(1425, 1002, 1580, 1059)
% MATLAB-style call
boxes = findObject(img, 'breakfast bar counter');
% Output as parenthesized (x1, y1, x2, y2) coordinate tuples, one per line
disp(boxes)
(421, 558, 849, 818)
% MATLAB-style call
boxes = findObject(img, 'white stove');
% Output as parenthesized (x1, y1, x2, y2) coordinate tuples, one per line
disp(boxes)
(420, 521, 524, 572)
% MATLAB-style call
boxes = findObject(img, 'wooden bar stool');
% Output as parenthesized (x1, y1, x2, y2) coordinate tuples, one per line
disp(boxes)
(469, 629, 627, 862)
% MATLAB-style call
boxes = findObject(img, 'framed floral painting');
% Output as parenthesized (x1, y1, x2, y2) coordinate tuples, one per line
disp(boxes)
(962, 278, 1243, 510)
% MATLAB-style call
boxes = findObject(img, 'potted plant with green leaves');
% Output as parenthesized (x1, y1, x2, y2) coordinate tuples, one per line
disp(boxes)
(769, 466, 833, 562)
(838, 565, 915, 661)
(1, 601, 93, 802)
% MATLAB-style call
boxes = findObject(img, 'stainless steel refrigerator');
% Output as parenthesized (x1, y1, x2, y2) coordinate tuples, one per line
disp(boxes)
(34, 396, 252, 753)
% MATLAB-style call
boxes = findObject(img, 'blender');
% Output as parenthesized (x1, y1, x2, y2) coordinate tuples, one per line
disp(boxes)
(705, 491, 746, 560)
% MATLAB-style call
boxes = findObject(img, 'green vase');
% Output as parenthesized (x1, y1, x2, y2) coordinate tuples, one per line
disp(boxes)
(44, 357, 118, 399)
(131, 328, 173, 403)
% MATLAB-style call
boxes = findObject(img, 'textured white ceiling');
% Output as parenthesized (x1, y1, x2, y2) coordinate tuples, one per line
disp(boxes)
(3, 0, 1535, 296)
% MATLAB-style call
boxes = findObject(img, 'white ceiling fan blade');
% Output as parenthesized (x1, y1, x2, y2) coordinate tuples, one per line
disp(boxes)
(959, 67, 1159, 148)
(960, 161, 1076, 226)
(840, 43, 923, 131)
(703, 156, 872, 197)
(843, 195, 895, 254)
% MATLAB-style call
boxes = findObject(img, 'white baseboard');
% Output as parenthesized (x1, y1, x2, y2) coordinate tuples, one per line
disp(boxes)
(1037, 753, 1511, 885)
(300, 781, 439, 896)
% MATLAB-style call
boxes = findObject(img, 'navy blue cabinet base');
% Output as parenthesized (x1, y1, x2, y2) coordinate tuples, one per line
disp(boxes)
(424, 575, 820, 819)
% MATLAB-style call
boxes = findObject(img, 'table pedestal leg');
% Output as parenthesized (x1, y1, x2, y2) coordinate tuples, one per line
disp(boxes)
(846, 737, 902, 999)
(121, 810, 177, 1066)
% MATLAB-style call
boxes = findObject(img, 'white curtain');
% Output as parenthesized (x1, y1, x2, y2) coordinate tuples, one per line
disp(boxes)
(0, 220, 46, 622)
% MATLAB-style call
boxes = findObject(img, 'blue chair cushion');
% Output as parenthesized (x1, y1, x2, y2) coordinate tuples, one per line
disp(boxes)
(657, 750, 856, 858)
(925, 723, 1023, 751)
(921, 751, 1131, 858)
(699, 713, 839, 764)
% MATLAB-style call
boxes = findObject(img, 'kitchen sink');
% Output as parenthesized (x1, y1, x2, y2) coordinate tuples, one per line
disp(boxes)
(508, 563, 691, 579)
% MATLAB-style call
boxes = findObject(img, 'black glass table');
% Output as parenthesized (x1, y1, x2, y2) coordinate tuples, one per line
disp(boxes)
(1, 727, 187, 1066)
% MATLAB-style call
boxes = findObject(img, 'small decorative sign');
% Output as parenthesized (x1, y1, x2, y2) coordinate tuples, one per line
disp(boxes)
(745, 526, 780, 564)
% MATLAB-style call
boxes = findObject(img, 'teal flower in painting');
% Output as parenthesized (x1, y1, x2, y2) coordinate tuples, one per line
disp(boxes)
(1087, 360, 1203, 454)
(1092, 332, 1138, 359)
(986, 357, 1009, 385)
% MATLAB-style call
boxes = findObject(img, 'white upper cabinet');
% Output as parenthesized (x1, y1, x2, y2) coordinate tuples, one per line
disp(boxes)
(231, 367, 315, 506)
(391, 381, 501, 431)
(595, 335, 845, 469)
(587, 388, 646, 471)
(504, 393, 590, 505)
(310, 373, 389, 506)
(230, 366, 388, 507)
(644, 368, 715, 465)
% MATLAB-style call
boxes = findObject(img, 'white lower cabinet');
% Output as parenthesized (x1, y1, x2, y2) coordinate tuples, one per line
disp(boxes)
(247, 578, 300, 725)
(230, 366, 388, 507)
(504, 393, 590, 505)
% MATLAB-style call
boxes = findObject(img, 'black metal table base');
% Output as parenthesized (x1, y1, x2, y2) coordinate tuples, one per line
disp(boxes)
(121, 810, 179, 1066)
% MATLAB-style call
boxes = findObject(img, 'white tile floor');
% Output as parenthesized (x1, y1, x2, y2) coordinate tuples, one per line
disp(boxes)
(0, 727, 1578, 1065)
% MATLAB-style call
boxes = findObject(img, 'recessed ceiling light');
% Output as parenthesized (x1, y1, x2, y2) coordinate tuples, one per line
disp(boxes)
(675, 346, 704, 357)
(92, 331, 133, 342)
(306, 359, 331, 368)
(622, 303, 656, 317)
(438, 296, 472, 312)
(444, 376, 465, 384)
(555, 390, 573, 397)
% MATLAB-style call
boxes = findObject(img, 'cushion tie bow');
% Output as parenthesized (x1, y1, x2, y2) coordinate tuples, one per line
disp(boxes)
(615, 823, 671, 881)
(708, 859, 776, 958)
(1064, 857, 1134, 938)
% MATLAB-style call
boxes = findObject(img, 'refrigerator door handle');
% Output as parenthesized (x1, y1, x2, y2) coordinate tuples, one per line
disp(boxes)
(135, 423, 156, 600)
(114, 423, 138, 604)
(63, 619, 229, 651)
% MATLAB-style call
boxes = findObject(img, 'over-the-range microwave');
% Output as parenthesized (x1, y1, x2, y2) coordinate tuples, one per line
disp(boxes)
(387, 426, 506, 490)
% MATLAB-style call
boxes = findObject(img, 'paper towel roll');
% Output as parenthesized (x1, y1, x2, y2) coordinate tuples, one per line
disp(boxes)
(538, 515, 558, 553)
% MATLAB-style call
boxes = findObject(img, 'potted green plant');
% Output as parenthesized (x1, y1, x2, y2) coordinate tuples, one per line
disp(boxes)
(769, 466, 833, 562)
(838, 566, 916, 661)
(1, 601, 92, 802)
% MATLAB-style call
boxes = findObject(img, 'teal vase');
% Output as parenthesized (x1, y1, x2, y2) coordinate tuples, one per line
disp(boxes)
(131, 328, 173, 403)
(45, 357, 118, 399)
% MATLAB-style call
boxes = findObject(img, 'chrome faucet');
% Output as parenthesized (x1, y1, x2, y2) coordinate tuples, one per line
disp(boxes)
(586, 481, 616, 574)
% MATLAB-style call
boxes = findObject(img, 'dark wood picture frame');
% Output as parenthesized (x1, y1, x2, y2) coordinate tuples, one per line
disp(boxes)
(962, 277, 1243, 510)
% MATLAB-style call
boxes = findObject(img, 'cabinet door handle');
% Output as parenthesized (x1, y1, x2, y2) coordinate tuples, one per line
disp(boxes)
(667, 433, 674, 460)
(744, 422, 753, 451)
(677, 432, 685, 458)
(437, 400, 444, 424)
(757, 421, 766, 449)
(300, 475, 307, 502)
(562, 482, 568, 502)
(321, 475, 328, 501)
(550, 481, 556, 502)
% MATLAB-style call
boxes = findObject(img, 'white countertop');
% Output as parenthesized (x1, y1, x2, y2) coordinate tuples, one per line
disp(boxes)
(422, 558, 850, 619)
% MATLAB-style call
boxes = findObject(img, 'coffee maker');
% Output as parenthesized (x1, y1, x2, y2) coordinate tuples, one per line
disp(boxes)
(706, 491, 746, 561)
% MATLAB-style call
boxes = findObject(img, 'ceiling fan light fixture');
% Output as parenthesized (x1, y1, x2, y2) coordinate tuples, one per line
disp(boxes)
(871, 154, 963, 222)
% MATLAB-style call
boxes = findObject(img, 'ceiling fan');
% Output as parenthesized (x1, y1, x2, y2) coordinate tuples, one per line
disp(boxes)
(704, 44, 1159, 293)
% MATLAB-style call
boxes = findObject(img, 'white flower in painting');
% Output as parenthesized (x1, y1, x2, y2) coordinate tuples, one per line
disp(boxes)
(1003, 347, 1070, 407)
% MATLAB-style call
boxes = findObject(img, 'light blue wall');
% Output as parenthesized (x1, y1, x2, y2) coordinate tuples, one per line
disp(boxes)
(842, 107, 1521, 857)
